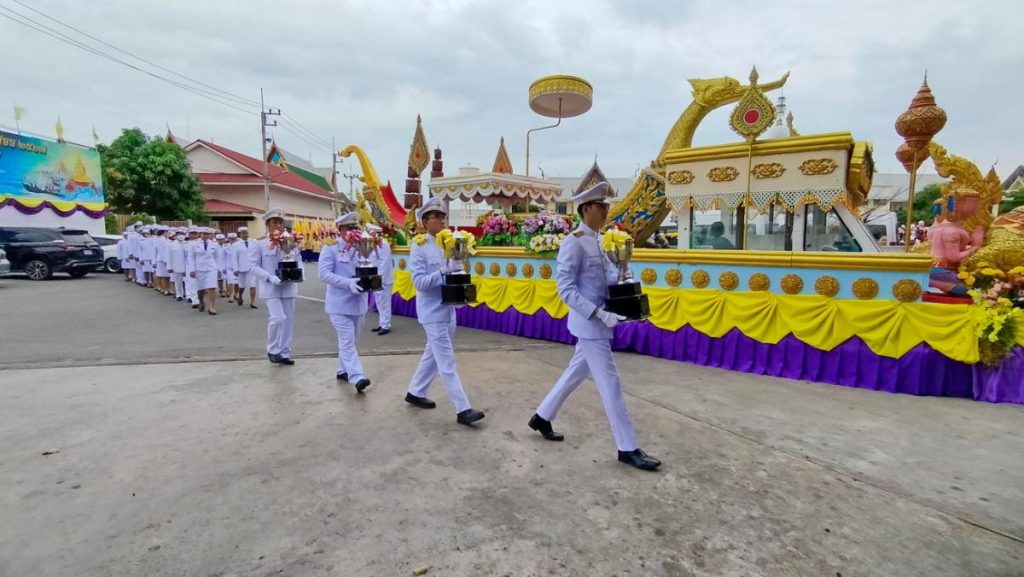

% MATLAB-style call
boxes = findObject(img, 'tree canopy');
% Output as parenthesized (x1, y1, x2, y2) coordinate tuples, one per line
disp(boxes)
(99, 128, 205, 221)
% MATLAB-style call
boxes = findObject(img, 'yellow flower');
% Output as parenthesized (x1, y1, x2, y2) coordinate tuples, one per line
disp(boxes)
(601, 229, 630, 252)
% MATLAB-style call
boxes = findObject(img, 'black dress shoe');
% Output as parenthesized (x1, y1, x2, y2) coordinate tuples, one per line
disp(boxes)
(354, 378, 371, 393)
(192, 304, 199, 309)
(176, 297, 183, 302)
(456, 408, 485, 426)
(268, 353, 281, 364)
(377, 328, 391, 336)
(279, 357, 295, 366)
(528, 414, 564, 441)
(404, 393, 436, 409)
(336, 372, 348, 381)
(371, 326, 381, 332)
(617, 449, 661, 471)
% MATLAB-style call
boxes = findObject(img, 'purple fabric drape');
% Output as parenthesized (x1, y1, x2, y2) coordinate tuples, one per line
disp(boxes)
(0, 197, 106, 218)
(392, 294, 1022, 404)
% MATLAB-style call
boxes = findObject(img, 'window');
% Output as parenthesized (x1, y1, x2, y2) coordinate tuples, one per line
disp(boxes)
(690, 208, 741, 250)
(745, 205, 793, 251)
(61, 232, 97, 245)
(555, 203, 568, 215)
(804, 205, 861, 252)
(11, 230, 59, 243)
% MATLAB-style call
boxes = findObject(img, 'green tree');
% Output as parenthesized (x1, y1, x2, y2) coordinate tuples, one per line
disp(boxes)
(895, 183, 943, 225)
(99, 128, 205, 221)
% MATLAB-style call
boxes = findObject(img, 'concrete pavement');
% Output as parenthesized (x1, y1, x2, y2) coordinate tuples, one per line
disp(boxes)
(1, 268, 1023, 576)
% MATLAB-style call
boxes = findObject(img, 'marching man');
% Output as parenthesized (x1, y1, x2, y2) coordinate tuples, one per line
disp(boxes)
(188, 227, 220, 315)
(528, 182, 661, 471)
(318, 212, 372, 392)
(233, 226, 257, 308)
(366, 223, 394, 335)
(249, 208, 302, 365)
(404, 197, 484, 426)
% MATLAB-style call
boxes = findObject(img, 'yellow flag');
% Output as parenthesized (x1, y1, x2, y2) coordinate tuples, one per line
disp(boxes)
(13, 104, 26, 120)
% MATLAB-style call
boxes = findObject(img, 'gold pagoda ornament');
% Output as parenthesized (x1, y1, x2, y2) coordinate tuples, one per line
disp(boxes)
(729, 67, 777, 142)
(894, 75, 947, 172)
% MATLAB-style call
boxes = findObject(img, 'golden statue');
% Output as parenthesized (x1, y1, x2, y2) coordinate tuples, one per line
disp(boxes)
(609, 71, 790, 241)
(338, 144, 403, 230)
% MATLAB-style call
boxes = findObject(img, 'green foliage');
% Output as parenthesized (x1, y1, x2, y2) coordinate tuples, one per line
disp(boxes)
(895, 183, 943, 225)
(99, 128, 206, 222)
(999, 186, 1024, 214)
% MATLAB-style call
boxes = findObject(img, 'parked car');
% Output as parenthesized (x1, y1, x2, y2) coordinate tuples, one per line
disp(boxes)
(92, 234, 123, 273)
(0, 227, 104, 280)
(0, 247, 10, 277)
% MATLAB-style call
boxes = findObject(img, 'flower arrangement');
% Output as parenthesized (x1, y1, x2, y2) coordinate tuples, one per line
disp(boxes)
(436, 229, 478, 258)
(521, 213, 571, 236)
(341, 228, 381, 253)
(960, 264, 1024, 365)
(526, 233, 565, 256)
(601, 228, 631, 254)
(480, 214, 518, 246)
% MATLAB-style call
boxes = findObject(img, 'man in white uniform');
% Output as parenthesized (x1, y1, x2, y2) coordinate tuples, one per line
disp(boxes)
(224, 232, 238, 301)
(233, 226, 257, 308)
(318, 212, 372, 391)
(249, 208, 302, 365)
(404, 197, 484, 426)
(189, 227, 220, 315)
(528, 182, 661, 471)
(366, 223, 394, 336)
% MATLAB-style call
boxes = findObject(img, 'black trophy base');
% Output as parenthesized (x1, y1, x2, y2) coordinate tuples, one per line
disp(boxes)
(605, 282, 650, 320)
(356, 265, 383, 291)
(442, 272, 477, 304)
(277, 261, 304, 283)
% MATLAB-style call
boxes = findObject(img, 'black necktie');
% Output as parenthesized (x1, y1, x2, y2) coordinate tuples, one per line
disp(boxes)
(203, 241, 208, 251)
(245, 240, 249, 247)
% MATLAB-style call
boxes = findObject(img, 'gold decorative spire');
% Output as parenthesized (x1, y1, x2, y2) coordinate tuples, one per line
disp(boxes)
(408, 114, 430, 176)
(894, 75, 947, 172)
(492, 136, 513, 174)
(729, 66, 776, 142)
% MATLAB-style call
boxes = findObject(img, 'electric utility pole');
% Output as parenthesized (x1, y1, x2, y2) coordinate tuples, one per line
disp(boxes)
(260, 88, 281, 209)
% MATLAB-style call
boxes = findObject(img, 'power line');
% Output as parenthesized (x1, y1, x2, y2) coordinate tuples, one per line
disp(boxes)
(276, 120, 334, 156)
(0, 6, 254, 117)
(281, 112, 333, 149)
(8, 0, 259, 108)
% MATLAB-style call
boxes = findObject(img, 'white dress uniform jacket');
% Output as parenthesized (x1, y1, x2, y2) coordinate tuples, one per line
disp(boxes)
(248, 237, 302, 358)
(190, 239, 220, 291)
(319, 243, 369, 382)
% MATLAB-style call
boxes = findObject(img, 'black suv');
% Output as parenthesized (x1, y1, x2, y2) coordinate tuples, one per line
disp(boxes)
(0, 227, 104, 280)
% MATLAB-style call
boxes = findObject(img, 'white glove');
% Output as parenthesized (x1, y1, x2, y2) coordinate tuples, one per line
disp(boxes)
(596, 308, 627, 329)
(347, 277, 365, 294)
(269, 275, 282, 285)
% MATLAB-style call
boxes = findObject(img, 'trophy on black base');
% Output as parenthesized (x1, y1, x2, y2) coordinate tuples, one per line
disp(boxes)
(353, 234, 383, 292)
(604, 236, 650, 320)
(273, 230, 304, 282)
(441, 233, 477, 304)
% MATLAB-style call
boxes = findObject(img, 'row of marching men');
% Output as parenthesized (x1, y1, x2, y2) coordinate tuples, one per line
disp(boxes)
(255, 189, 660, 472)
(117, 223, 260, 314)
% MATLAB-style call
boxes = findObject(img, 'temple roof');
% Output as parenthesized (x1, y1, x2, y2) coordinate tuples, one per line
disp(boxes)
(492, 137, 513, 174)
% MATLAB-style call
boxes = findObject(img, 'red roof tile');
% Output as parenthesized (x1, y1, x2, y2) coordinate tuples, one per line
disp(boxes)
(204, 199, 262, 214)
(194, 140, 333, 198)
(197, 173, 264, 184)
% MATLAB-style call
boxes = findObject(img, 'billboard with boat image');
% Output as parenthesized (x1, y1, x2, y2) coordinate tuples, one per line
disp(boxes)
(0, 130, 104, 207)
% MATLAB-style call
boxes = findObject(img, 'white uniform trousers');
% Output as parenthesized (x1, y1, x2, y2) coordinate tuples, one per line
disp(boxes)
(374, 285, 392, 329)
(137, 262, 149, 284)
(171, 272, 184, 298)
(330, 314, 366, 382)
(536, 338, 638, 452)
(407, 317, 471, 413)
(185, 275, 197, 304)
(265, 297, 296, 357)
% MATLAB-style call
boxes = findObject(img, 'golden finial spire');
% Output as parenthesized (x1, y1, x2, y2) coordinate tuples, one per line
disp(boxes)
(749, 66, 759, 86)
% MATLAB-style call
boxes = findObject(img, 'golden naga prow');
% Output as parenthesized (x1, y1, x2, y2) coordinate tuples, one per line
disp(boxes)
(337, 144, 404, 230)
(608, 71, 791, 242)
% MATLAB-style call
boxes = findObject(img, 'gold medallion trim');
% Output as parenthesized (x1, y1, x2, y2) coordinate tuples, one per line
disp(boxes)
(852, 278, 878, 300)
(474, 261, 485, 275)
(522, 263, 534, 278)
(892, 279, 922, 302)
(751, 162, 786, 179)
(667, 170, 695, 185)
(691, 270, 710, 289)
(489, 262, 500, 276)
(540, 264, 553, 279)
(814, 275, 840, 297)
(640, 268, 657, 285)
(781, 273, 804, 295)
(748, 273, 770, 291)
(719, 271, 739, 291)
(707, 166, 740, 182)
(665, 269, 682, 287)
(505, 263, 517, 277)
(398, 258, 406, 271)
(799, 158, 839, 175)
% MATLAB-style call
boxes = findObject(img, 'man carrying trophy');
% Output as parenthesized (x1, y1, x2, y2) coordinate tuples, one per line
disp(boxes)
(365, 223, 394, 336)
(248, 208, 303, 365)
(317, 212, 372, 392)
(404, 197, 485, 427)
(528, 182, 661, 471)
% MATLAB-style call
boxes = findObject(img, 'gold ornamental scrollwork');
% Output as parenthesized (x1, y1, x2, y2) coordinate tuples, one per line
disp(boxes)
(522, 263, 534, 278)
(398, 258, 407, 271)
(814, 275, 840, 297)
(852, 278, 879, 300)
(707, 166, 740, 183)
(691, 270, 710, 289)
(799, 158, 839, 176)
(665, 269, 682, 287)
(667, 170, 695, 185)
(718, 271, 739, 291)
(474, 261, 485, 276)
(489, 262, 501, 276)
(540, 264, 553, 279)
(892, 279, 922, 302)
(751, 162, 786, 179)
(781, 274, 804, 295)
(505, 263, 517, 277)
(640, 268, 658, 285)
(748, 273, 770, 291)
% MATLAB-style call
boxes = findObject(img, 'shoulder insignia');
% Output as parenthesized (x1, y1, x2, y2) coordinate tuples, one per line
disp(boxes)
(414, 233, 427, 246)
(572, 230, 584, 237)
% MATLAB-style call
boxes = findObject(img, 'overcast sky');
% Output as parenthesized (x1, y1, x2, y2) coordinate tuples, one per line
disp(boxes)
(2, 0, 1020, 195)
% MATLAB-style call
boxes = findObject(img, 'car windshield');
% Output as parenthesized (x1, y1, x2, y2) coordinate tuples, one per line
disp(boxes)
(61, 231, 97, 245)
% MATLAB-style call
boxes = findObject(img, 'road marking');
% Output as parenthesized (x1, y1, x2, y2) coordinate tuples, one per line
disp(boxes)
(296, 295, 326, 303)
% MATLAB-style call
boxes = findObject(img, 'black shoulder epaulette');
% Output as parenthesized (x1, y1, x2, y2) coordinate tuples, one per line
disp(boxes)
(572, 230, 584, 237)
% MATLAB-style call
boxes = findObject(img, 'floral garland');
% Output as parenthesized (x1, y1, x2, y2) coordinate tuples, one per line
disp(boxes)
(436, 229, 478, 258)
(521, 213, 571, 235)
(525, 233, 565, 256)
(960, 264, 1024, 366)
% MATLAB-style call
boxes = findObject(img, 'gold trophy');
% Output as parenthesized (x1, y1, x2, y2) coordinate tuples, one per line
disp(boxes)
(273, 230, 304, 282)
(441, 234, 477, 304)
(353, 234, 383, 291)
(604, 237, 649, 319)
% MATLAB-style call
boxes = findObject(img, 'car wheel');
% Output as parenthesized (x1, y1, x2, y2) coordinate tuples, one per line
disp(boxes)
(25, 259, 53, 281)
(68, 268, 89, 278)
(104, 257, 122, 274)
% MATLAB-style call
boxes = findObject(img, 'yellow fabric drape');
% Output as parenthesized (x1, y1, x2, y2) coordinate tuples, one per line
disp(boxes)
(1, 195, 105, 211)
(392, 271, 991, 363)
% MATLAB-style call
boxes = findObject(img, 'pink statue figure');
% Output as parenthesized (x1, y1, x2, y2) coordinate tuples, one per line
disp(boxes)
(927, 190, 985, 296)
